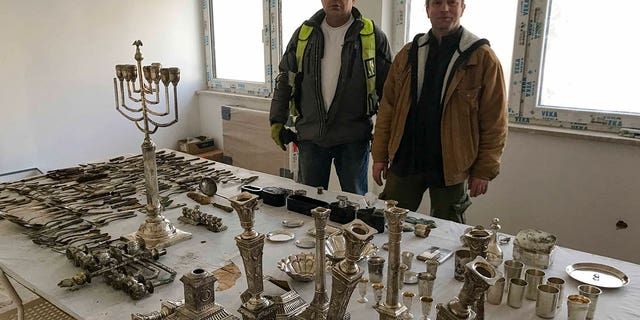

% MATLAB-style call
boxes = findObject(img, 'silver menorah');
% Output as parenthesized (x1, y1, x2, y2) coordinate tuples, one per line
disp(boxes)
(114, 40, 191, 249)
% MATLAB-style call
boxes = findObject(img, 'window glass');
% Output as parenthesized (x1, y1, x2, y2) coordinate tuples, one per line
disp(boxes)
(211, 0, 264, 82)
(281, 0, 320, 53)
(540, 1, 639, 114)
(408, 0, 517, 86)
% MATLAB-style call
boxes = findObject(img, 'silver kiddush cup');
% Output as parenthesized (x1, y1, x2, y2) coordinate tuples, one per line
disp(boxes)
(578, 284, 602, 320)
(486, 277, 505, 305)
(546, 277, 565, 309)
(503, 260, 524, 286)
(535, 284, 559, 318)
(524, 268, 545, 300)
(507, 278, 527, 308)
(368, 256, 385, 284)
(567, 294, 591, 320)
(417, 272, 435, 297)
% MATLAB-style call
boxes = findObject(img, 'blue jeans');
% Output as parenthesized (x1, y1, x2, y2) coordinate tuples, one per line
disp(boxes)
(297, 140, 369, 195)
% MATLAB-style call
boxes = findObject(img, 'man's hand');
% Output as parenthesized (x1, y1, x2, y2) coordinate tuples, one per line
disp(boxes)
(270, 123, 286, 151)
(468, 176, 489, 197)
(372, 162, 388, 186)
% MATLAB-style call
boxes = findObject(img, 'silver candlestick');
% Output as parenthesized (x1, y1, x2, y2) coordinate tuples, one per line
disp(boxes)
(327, 219, 377, 320)
(435, 257, 501, 320)
(375, 206, 409, 320)
(114, 40, 191, 249)
(462, 227, 492, 320)
(298, 207, 332, 320)
(229, 192, 277, 320)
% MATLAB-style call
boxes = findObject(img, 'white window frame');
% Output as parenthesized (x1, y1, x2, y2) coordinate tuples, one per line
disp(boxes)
(202, 0, 281, 97)
(511, 0, 639, 133)
(399, 0, 640, 135)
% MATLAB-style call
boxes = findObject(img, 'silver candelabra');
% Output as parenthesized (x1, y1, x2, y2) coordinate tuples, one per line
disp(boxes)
(114, 40, 191, 249)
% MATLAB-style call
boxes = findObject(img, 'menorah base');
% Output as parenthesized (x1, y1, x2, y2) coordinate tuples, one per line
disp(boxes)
(126, 218, 192, 249)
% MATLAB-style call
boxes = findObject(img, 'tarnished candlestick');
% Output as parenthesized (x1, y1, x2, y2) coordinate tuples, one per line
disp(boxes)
(298, 207, 332, 320)
(435, 257, 501, 320)
(229, 192, 276, 320)
(114, 40, 190, 249)
(462, 227, 492, 320)
(131, 268, 238, 320)
(327, 219, 377, 320)
(375, 206, 409, 320)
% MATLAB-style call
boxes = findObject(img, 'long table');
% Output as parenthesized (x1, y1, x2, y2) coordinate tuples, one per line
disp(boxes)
(1, 150, 639, 319)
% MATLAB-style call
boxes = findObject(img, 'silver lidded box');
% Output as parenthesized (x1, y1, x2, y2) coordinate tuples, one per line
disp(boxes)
(512, 229, 557, 269)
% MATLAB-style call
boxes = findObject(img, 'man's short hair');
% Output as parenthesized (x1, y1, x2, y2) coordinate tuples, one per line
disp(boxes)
(426, 0, 465, 5)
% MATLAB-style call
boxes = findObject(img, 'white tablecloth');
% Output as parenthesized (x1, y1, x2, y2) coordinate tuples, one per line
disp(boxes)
(1, 151, 638, 319)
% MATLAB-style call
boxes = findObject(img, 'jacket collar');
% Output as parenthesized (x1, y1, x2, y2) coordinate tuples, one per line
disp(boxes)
(413, 26, 483, 103)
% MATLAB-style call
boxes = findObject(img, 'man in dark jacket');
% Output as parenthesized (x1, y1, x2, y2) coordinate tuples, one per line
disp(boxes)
(270, 0, 392, 195)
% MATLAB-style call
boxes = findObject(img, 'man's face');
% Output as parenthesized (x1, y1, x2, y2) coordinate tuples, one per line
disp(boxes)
(322, 0, 355, 19)
(426, 0, 465, 36)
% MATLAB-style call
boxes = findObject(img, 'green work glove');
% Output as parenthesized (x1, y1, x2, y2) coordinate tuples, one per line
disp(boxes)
(270, 123, 286, 151)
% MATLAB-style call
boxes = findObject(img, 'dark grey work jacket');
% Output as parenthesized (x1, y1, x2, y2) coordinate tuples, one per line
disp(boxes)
(269, 8, 392, 147)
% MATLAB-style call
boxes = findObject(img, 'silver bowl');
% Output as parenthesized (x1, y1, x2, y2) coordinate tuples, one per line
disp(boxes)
(277, 253, 316, 282)
(325, 232, 378, 263)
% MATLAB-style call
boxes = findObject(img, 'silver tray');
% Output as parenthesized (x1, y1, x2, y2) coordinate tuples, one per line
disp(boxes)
(565, 262, 629, 288)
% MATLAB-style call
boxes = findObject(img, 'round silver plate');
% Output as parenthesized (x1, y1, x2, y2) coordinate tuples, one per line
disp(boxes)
(281, 219, 305, 228)
(565, 262, 629, 288)
(266, 230, 295, 242)
(295, 237, 316, 249)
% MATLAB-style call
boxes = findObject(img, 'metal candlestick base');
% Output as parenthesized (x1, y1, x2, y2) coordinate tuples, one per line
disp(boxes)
(435, 257, 500, 320)
(131, 268, 238, 320)
(114, 41, 190, 249)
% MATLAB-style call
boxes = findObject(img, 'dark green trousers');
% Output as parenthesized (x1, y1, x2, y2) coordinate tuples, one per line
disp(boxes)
(379, 171, 471, 224)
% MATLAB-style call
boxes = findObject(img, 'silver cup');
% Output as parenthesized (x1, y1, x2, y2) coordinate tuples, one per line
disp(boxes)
(567, 294, 591, 320)
(367, 256, 385, 284)
(524, 268, 545, 300)
(486, 277, 505, 305)
(535, 284, 559, 318)
(546, 277, 565, 309)
(425, 258, 438, 277)
(402, 251, 415, 270)
(503, 260, 524, 285)
(507, 278, 528, 308)
(420, 296, 433, 320)
(578, 284, 602, 320)
(453, 249, 471, 281)
(399, 263, 409, 289)
(418, 272, 435, 297)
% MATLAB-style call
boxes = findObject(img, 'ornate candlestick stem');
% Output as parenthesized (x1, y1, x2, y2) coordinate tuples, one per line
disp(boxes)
(435, 257, 501, 320)
(114, 40, 190, 249)
(229, 192, 276, 320)
(299, 207, 332, 319)
(462, 227, 492, 320)
(375, 206, 408, 320)
(327, 219, 376, 320)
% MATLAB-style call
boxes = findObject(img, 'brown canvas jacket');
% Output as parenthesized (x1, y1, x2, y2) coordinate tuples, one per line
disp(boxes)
(371, 28, 507, 186)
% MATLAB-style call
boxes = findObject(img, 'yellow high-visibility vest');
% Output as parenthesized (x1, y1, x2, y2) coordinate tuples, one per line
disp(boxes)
(290, 18, 377, 117)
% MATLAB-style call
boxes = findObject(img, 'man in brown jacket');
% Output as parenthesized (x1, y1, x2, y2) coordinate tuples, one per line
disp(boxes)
(371, 0, 507, 223)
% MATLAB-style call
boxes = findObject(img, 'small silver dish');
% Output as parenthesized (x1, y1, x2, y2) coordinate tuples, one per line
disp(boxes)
(295, 237, 316, 249)
(282, 219, 305, 228)
(277, 253, 316, 282)
(325, 232, 378, 263)
(266, 230, 295, 242)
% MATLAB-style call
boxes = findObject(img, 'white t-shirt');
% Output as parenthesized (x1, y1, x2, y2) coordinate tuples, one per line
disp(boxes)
(320, 15, 354, 112)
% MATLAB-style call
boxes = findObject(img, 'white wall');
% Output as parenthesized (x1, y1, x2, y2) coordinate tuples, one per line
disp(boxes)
(0, 0, 205, 174)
